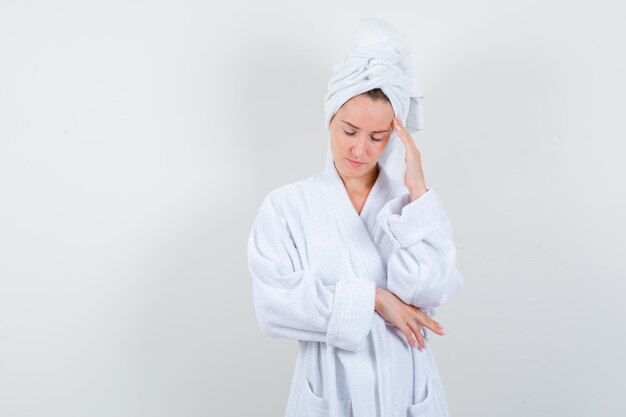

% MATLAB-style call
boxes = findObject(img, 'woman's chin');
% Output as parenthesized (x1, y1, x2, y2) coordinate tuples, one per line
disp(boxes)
(338, 164, 375, 179)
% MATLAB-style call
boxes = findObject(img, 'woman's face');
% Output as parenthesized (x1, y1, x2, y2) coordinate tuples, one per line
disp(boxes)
(329, 94, 394, 180)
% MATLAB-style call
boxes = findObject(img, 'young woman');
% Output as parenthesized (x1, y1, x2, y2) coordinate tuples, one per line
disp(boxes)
(247, 18, 463, 417)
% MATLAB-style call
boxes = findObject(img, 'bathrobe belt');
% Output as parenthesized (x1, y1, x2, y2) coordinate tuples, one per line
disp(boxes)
(324, 316, 392, 417)
(329, 317, 436, 417)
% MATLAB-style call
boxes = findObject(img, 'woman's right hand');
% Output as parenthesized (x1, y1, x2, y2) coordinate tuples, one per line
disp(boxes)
(374, 287, 445, 349)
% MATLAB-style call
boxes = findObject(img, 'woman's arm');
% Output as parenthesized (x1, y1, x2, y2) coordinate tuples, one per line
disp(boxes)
(376, 189, 464, 310)
(247, 194, 376, 352)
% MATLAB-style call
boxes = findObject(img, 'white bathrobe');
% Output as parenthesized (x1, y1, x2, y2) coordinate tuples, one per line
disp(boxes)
(247, 157, 464, 417)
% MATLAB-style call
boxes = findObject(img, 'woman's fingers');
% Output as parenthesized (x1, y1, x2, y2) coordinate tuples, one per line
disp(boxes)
(399, 326, 415, 348)
(424, 317, 445, 336)
(414, 308, 445, 336)
(378, 288, 447, 349)
(393, 117, 418, 153)
(406, 321, 426, 349)
(400, 324, 423, 349)
(414, 326, 425, 349)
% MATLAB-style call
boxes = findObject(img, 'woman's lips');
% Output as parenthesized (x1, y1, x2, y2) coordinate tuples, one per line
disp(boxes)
(347, 158, 365, 167)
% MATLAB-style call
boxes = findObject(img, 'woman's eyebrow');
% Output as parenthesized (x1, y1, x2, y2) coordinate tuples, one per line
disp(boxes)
(341, 120, 390, 134)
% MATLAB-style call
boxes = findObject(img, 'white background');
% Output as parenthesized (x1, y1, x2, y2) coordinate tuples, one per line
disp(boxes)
(1, 1, 625, 416)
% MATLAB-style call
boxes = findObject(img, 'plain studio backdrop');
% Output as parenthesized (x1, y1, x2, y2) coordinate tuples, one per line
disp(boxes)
(1, 1, 625, 416)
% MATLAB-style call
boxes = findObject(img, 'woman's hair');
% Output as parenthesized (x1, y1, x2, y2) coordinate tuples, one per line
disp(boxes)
(361, 88, 391, 104)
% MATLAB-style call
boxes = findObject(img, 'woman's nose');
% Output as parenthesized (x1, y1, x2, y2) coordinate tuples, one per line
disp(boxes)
(351, 137, 365, 157)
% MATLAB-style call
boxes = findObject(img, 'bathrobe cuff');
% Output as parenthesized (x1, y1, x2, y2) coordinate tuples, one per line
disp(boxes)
(376, 189, 446, 249)
(326, 279, 376, 351)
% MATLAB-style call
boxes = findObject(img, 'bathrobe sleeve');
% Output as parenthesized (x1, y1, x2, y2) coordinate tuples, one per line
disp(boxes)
(247, 194, 377, 352)
(376, 189, 463, 311)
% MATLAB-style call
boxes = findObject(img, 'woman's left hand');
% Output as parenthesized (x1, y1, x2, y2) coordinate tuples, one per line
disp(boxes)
(392, 116, 429, 202)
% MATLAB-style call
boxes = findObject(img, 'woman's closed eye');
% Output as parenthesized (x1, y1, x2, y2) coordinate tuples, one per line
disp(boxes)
(343, 130, 382, 142)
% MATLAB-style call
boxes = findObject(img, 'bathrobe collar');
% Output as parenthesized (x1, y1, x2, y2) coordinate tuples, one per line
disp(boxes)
(321, 157, 393, 287)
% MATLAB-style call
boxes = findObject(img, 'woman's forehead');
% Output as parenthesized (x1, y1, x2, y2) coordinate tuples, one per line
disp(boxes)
(337, 97, 394, 130)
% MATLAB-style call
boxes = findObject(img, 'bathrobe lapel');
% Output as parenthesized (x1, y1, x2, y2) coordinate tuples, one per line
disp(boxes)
(321, 159, 393, 288)
(321, 158, 397, 417)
